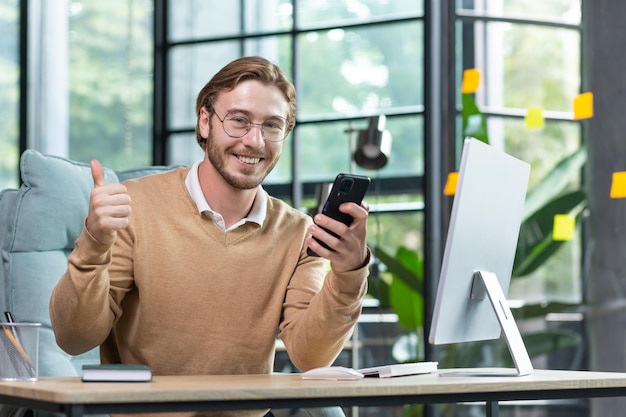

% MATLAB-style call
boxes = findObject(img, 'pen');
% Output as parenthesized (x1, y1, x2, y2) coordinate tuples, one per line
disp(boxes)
(3, 312, 36, 378)
(0, 330, 22, 376)
(4, 312, 20, 340)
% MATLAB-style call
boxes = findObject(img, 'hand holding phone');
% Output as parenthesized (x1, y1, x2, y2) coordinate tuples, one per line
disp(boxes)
(307, 173, 370, 257)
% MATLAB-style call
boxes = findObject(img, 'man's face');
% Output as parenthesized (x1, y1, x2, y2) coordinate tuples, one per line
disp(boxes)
(201, 80, 289, 190)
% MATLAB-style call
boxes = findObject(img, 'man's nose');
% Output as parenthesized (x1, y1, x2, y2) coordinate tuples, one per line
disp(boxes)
(242, 123, 265, 148)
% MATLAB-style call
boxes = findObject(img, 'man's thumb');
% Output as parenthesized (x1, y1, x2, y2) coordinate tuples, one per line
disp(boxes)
(90, 160, 106, 188)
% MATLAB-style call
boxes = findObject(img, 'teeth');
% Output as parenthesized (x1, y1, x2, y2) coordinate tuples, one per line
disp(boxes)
(238, 156, 261, 164)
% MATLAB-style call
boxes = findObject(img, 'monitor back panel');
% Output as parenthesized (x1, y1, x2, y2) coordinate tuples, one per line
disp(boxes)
(429, 138, 531, 345)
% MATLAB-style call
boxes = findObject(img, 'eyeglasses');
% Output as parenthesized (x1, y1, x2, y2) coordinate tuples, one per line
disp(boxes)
(212, 108, 289, 142)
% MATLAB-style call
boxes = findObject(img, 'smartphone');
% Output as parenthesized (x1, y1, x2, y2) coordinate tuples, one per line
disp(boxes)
(307, 173, 371, 257)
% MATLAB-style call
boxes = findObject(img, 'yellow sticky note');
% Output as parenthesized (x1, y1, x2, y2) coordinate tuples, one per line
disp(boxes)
(525, 108, 545, 129)
(461, 69, 481, 93)
(573, 92, 594, 120)
(553, 214, 575, 241)
(443, 172, 459, 196)
(610, 171, 626, 198)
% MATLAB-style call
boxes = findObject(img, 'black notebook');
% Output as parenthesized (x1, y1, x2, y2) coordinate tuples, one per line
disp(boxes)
(81, 364, 153, 382)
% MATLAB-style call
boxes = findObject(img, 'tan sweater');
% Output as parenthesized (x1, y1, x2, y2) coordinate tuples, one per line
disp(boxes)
(50, 167, 368, 379)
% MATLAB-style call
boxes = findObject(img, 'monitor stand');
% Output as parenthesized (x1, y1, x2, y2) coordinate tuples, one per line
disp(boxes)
(441, 271, 534, 377)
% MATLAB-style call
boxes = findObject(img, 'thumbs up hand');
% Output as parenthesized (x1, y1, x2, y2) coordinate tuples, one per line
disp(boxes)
(86, 160, 132, 245)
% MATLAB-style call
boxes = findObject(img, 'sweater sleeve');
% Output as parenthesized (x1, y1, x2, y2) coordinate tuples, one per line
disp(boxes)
(278, 249, 369, 371)
(49, 224, 134, 355)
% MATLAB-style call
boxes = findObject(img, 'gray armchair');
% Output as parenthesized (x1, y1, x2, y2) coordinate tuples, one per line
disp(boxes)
(0, 150, 344, 417)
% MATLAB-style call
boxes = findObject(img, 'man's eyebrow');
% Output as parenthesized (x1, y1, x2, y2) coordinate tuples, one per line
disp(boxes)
(227, 108, 286, 120)
(225, 108, 248, 114)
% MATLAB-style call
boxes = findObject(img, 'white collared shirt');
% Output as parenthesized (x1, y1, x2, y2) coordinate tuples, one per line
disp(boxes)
(185, 160, 266, 232)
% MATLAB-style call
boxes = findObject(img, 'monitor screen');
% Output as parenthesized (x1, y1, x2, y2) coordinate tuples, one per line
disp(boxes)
(429, 137, 532, 376)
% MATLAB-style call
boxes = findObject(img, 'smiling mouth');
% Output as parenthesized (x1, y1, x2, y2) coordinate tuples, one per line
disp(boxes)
(237, 155, 262, 165)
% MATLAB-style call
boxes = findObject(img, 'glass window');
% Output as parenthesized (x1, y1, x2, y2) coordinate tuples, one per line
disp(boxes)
(494, 117, 582, 303)
(296, 0, 423, 28)
(168, 36, 293, 132)
(367, 204, 424, 257)
(67, 0, 153, 169)
(458, 0, 581, 24)
(499, 118, 581, 188)
(168, 0, 293, 41)
(297, 115, 423, 183)
(0, 0, 20, 189)
(167, 132, 204, 167)
(168, 43, 246, 132)
(456, 0, 584, 310)
(458, 21, 580, 113)
(165, 1, 425, 190)
(297, 21, 424, 117)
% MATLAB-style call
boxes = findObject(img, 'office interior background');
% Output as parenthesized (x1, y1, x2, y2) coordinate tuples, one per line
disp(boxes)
(2, 0, 626, 416)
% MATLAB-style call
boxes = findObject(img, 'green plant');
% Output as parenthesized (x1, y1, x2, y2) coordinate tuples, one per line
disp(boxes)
(368, 245, 425, 362)
(460, 92, 588, 278)
(513, 148, 587, 276)
(367, 93, 586, 369)
(368, 246, 424, 330)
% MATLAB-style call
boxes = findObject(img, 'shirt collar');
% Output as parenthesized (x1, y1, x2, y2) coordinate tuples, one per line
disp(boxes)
(185, 160, 266, 231)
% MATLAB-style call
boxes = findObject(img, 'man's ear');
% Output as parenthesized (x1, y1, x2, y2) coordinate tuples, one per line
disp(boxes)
(198, 106, 211, 138)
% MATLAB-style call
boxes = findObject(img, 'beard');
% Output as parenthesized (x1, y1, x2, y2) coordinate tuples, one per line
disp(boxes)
(206, 129, 280, 190)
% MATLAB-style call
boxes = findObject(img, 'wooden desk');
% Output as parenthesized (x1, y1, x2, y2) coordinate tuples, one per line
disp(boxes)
(1, 369, 626, 417)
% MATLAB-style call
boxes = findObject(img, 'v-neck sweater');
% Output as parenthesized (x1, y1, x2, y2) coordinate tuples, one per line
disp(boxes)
(50, 167, 368, 377)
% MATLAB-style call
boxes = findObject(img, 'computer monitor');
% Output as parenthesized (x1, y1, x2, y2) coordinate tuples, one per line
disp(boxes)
(429, 137, 532, 376)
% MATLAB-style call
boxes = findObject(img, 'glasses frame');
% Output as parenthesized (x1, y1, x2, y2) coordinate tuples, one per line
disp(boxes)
(211, 107, 290, 143)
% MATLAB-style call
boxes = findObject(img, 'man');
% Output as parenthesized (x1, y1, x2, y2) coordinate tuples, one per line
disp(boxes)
(50, 56, 369, 398)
